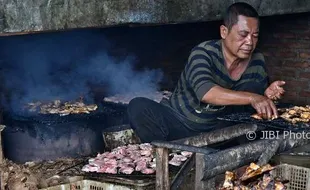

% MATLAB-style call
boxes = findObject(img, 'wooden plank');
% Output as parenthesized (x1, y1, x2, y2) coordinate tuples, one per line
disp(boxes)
(172, 123, 258, 147)
(152, 141, 217, 155)
(156, 147, 169, 190)
(202, 135, 310, 180)
(257, 139, 280, 166)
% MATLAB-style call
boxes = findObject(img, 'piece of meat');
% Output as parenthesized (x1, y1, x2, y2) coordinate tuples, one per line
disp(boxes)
(168, 160, 182, 166)
(141, 168, 155, 174)
(251, 113, 263, 120)
(140, 150, 152, 157)
(139, 143, 153, 150)
(129, 151, 141, 159)
(114, 153, 125, 160)
(170, 154, 187, 162)
(91, 159, 106, 168)
(105, 152, 117, 159)
(98, 164, 118, 174)
(118, 162, 135, 168)
(119, 166, 135, 174)
(112, 145, 127, 150)
(222, 171, 235, 189)
(96, 152, 109, 159)
(127, 144, 140, 151)
(112, 146, 127, 155)
(251, 113, 277, 120)
(134, 156, 152, 163)
(275, 182, 286, 190)
(181, 151, 193, 157)
(149, 162, 156, 168)
(104, 159, 118, 166)
(122, 157, 133, 163)
(135, 161, 148, 171)
(82, 164, 99, 172)
(301, 112, 310, 119)
(240, 163, 274, 181)
(130, 154, 141, 161)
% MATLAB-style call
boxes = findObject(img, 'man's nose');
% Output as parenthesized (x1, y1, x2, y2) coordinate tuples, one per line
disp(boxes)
(245, 35, 253, 45)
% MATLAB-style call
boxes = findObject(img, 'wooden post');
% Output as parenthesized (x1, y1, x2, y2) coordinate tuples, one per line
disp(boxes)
(0, 125, 6, 190)
(0, 125, 5, 163)
(173, 123, 258, 147)
(195, 153, 211, 190)
(195, 153, 223, 190)
(156, 147, 169, 190)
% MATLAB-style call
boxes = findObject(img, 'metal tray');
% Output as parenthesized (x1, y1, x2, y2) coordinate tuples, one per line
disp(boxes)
(56, 155, 184, 183)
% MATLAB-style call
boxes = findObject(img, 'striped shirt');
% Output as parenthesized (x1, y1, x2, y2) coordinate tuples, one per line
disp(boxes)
(168, 39, 269, 125)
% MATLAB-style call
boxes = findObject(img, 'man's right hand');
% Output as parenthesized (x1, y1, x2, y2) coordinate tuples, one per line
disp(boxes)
(249, 94, 278, 119)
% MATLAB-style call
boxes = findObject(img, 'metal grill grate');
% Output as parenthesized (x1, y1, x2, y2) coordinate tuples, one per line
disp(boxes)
(217, 112, 310, 132)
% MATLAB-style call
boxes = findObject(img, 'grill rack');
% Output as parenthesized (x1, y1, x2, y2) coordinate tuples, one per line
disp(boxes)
(4, 101, 127, 124)
(217, 112, 310, 132)
(54, 156, 185, 185)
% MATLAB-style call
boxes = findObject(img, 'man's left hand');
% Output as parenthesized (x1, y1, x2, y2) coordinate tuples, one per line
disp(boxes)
(264, 81, 286, 100)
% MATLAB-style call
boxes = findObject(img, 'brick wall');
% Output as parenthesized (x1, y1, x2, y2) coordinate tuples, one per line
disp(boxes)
(258, 12, 310, 105)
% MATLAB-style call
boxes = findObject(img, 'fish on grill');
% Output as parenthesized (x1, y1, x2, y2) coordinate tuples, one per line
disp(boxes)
(222, 171, 235, 189)
(25, 99, 98, 116)
(103, 90, 172, 105)
(251, 113, 277, 120)
(240, 163, 274, 181)
(278, 106, 310, 124)
(251, 105, 310, 125)
(219, 163, 287, 190)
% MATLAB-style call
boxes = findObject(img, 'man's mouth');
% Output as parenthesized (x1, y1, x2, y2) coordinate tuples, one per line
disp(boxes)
(240, 49, 252, 53)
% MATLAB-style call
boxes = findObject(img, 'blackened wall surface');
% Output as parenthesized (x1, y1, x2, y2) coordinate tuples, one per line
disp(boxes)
(0, 21, 221, 105)
(1, 0, 310, 34)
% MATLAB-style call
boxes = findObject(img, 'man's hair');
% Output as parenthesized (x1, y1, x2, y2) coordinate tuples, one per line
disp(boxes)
(223, 2, 259, 30)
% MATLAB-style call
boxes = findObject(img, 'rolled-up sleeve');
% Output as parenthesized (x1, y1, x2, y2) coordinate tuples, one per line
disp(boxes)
(186, 47, 217, 101)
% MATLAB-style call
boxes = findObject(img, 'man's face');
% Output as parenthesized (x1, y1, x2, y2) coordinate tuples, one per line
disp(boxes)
(221, 15, 259, 59)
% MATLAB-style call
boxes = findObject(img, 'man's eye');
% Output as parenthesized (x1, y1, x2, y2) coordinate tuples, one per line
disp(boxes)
(239, 33, 248, 37)
(253, 34, 259, 38)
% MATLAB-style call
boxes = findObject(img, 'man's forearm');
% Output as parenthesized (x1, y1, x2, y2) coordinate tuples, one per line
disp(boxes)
(201, 85, 257, 106)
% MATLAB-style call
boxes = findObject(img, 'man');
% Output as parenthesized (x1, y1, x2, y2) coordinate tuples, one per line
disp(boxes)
(127, 2, 285, 143)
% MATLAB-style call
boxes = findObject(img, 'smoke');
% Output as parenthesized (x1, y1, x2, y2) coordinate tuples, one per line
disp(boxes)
(0, 29, 163, 114)
(79, 54, 163, 95)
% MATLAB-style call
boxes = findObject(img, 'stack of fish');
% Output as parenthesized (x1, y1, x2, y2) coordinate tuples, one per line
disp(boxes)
(219, 163, 287, 190)
(25, 99, 98, 116)
(82, 143, 193, 175)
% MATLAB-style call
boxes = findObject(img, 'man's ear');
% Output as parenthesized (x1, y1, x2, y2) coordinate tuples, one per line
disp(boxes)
(220, 25, 228, 39)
